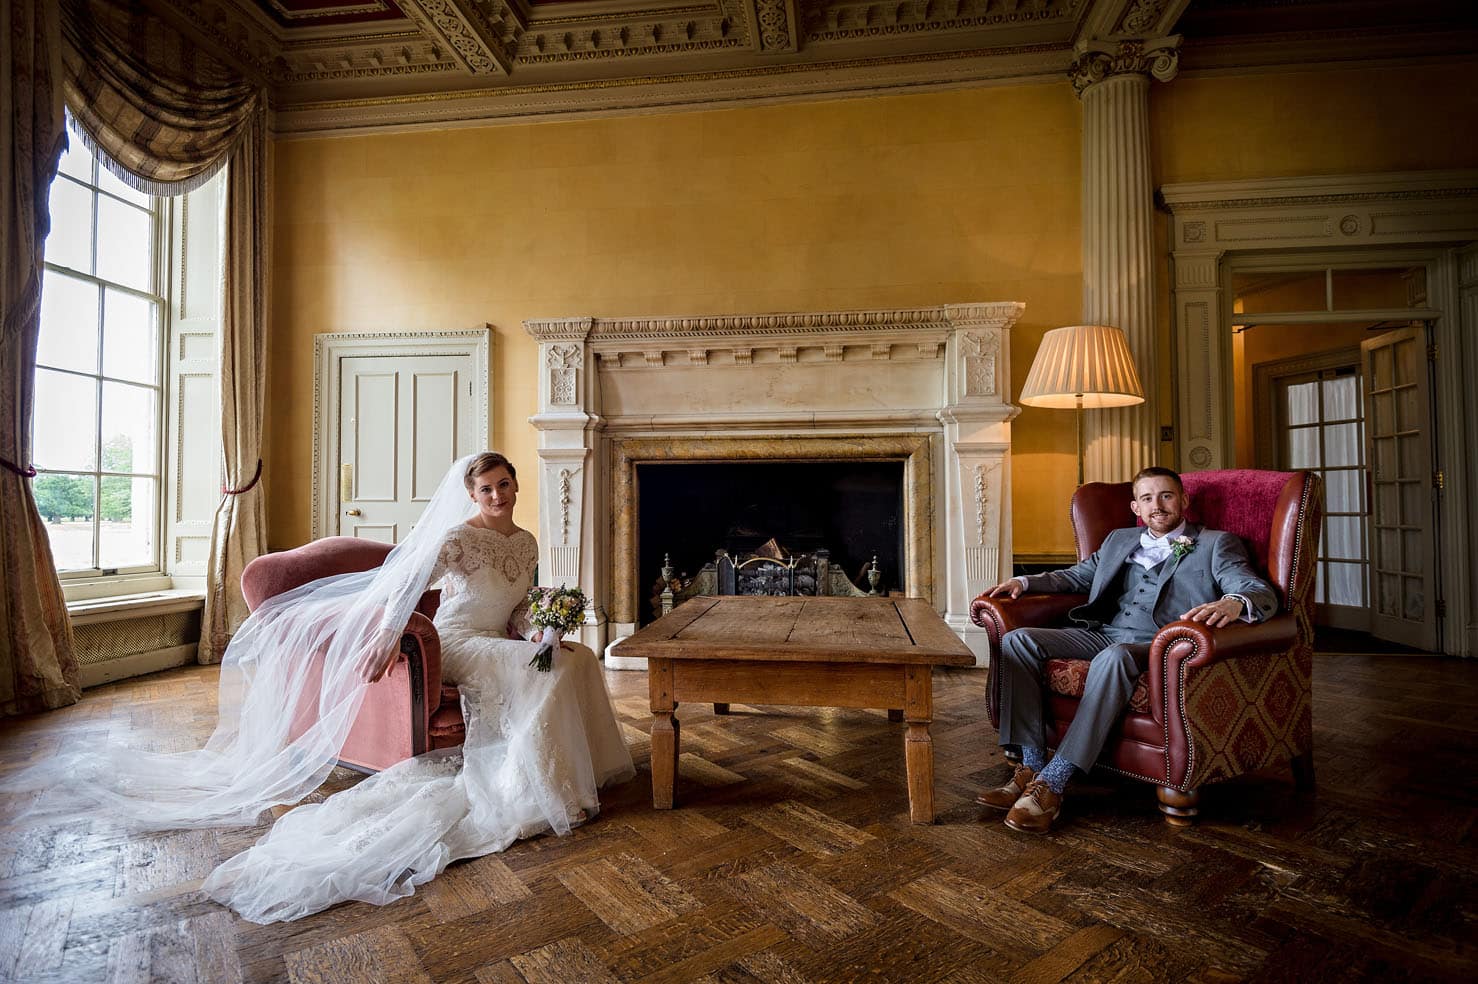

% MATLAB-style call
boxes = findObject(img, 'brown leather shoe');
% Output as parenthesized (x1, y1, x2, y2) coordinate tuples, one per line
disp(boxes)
(976, 763, 1036, 811)
(1003, 779, 1062, 834)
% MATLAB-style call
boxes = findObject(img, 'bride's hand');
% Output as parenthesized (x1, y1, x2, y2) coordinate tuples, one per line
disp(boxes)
(356, 627, 403, 683)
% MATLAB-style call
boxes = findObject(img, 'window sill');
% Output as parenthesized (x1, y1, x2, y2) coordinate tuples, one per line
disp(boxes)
(66, 588, 205, 626)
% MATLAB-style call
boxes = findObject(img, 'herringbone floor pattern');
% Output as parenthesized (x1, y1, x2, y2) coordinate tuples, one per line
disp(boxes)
(0, 651, 1473, 982)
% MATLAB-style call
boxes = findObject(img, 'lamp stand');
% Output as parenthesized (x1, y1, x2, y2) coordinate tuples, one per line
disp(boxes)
(1075, 395, 1085, 487)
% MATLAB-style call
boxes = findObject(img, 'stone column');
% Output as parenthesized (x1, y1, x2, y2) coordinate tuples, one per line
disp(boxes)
(1072, 36, 1180, 480)
(526, 318, 608, 654)
(939, 303, 1023, 666)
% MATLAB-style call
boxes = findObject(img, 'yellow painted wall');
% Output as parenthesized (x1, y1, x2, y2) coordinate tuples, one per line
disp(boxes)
(267, 58, 1478, 560)
(268, 84, 1085, 554)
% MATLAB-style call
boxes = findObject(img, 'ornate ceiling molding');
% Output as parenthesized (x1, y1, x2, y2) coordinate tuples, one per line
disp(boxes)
(405, 0, 524, 74)
(137, 0, 1473, 133)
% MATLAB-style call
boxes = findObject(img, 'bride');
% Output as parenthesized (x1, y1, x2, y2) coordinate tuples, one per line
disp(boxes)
(13, 452, 634, 923)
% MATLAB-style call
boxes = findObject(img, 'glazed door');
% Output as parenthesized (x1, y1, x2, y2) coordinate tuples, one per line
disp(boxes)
(1361, 324, 1439, 651)
(336, 354, 476, 543)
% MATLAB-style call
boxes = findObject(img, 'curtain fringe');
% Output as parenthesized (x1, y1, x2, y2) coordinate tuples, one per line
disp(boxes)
(65, 114, 231, 197)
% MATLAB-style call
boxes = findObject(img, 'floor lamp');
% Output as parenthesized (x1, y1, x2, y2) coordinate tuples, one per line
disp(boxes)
(1018, 324, 1146, 486)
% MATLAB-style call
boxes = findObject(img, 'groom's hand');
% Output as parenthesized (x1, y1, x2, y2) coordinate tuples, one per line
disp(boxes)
(1182, 597, 1243, 628)
(986, 578, 1024, 599)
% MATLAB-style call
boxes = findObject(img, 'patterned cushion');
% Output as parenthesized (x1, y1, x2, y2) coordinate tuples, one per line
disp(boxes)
(1046, 658, 1152, 714)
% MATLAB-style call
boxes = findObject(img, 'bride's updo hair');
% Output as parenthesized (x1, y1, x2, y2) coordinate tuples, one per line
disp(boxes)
(464, 451, 516, 489)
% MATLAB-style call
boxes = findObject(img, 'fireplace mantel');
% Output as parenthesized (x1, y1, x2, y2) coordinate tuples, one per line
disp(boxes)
(524, 302, 1023, 668)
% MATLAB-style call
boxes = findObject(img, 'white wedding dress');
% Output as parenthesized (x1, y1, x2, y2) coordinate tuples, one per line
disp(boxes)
(199, 523, 635, 923)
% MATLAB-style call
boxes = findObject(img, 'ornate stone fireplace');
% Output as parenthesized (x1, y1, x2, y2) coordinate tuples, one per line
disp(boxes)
(524, 303, 1023, 668)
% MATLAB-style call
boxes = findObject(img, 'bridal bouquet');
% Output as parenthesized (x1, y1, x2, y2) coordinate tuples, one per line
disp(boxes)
(526, 585, 588, 671)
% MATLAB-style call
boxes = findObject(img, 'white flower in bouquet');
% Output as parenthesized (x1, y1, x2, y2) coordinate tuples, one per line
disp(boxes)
(526, 585, 588, 671)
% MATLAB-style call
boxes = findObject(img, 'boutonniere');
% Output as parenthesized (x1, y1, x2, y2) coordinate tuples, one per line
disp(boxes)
(1170, 535, 1196, 560)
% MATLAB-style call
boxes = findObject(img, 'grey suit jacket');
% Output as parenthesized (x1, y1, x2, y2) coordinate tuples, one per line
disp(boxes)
(1024, 523, 1278, 630)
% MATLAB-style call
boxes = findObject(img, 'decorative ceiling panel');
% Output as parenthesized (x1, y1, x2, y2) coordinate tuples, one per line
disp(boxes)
(145, 0, 1474, 134)
(251, 0, 410, 28)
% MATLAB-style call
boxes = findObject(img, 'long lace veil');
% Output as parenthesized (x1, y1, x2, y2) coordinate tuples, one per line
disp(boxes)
(8, 454, 481, 829)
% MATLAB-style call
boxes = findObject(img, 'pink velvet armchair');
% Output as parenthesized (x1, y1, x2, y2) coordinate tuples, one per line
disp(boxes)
(970, 469, 1323, 823)
(240, 537, 467, 772)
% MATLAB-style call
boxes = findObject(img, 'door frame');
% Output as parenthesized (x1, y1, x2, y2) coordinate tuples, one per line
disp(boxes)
(311, 328, 492, 539)
(1162, 171, 1478, 655)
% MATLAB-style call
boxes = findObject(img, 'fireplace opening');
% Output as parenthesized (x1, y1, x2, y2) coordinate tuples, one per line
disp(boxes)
(636, 459, 905, 623)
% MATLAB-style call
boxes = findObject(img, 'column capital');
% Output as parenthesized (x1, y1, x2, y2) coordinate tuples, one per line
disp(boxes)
(1070, 35, 1181, 96)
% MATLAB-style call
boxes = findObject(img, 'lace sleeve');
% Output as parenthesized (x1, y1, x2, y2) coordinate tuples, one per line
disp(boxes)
(375, 534, 453, 634)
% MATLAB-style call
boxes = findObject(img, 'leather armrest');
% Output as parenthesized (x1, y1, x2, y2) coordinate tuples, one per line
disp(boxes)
(970, 593, 1087, 635)
(1143, 613, 1297, 729)
(1149, 615, 1297, 671)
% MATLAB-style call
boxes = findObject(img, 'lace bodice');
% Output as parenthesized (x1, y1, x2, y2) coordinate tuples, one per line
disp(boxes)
(431, 524, 539, 635)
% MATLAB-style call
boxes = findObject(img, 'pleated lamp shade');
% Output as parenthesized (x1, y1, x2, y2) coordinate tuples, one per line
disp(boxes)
(1018, 324, 1146, 409)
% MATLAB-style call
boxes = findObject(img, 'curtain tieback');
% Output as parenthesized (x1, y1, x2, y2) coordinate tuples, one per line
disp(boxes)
(1, 456, 37, 478)
(223, 459, 263, 495)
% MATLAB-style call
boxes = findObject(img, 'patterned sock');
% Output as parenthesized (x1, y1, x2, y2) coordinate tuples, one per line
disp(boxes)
(1021, 746, 1047, 773)
(1038, 756, 1076, 794)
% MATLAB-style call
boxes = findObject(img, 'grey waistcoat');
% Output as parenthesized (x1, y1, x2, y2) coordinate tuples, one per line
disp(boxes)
(1103, 559, 1167, 644)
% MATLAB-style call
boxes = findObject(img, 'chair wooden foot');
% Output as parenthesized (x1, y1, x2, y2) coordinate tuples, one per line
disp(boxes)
(887, 709, 904, 722)
(1156, 786, 1199, 826)
(712, 703, 730, 715)
(1291, 750, 1315, 791)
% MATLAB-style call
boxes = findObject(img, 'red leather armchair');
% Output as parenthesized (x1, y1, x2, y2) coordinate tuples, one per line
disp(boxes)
(970, 469, 1323, 823)
(241, 537, 467, 772)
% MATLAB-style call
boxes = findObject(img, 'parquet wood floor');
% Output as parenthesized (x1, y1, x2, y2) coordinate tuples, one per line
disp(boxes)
(0, 651, 1473, 983)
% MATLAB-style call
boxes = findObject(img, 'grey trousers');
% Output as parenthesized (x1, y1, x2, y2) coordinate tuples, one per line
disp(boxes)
(997, 627, 1150, 773)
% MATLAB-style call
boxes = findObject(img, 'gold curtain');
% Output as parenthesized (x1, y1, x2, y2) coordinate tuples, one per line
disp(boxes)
(201, 104, 269, 664)
(56, 0, 269, 667)
(0, 0, 83, 715)
(59, 0, 258, 194)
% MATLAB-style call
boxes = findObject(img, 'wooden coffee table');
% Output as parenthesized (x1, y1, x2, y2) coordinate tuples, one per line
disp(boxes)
(611, 595, 974, 823)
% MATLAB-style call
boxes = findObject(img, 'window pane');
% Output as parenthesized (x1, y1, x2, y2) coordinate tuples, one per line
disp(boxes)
(33, 369, 97, 470)
(96, 165, 150, 208)
(1326, 561, 1364, 607)
(1403, 577, 1424, 621)
(99, 477, 156, 569)
(45, 177, 93, 273)
(1286, 382, 1318, 426)
(56, 136, 92, 183)
(1331, 267, 1417, 311)
(102, 289, 159, 384)
(96, 195, 152, 292)
(1325, 422, 1362, 467)
(1288, 427, 1319, 468)
(1321, 375, 1359, 420)
(1232, 270, 1327, 315)
(1325, 469, 1363, 514)
(1326, 516, 1362, 560)
(38, 473, 97, 570)
(37, 271, 98, 373)
(100, 381, 157, 476)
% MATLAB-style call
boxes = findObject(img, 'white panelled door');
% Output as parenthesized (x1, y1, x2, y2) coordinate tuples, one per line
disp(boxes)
(337, 355, 478, 542)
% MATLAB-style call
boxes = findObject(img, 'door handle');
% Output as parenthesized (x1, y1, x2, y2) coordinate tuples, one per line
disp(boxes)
(345, 508, 361, 516)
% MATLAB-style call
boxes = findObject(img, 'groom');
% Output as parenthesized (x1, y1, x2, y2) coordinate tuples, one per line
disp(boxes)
(979, 466, 1277, 834)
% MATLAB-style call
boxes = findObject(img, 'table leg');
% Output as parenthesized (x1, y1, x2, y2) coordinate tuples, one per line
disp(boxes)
(903, 664, 935, 824)
(649, 658, 679, 809)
